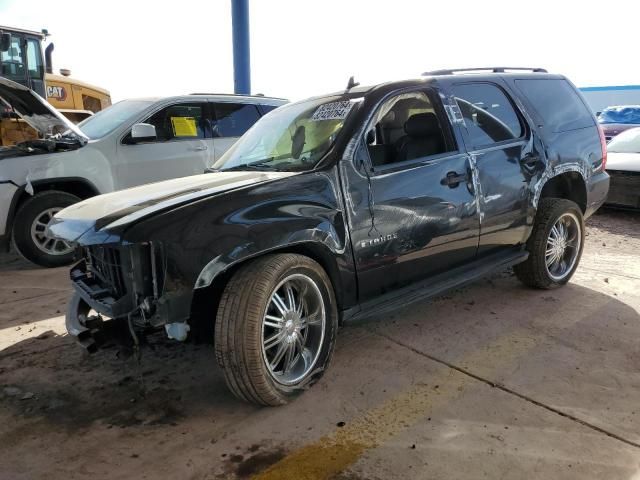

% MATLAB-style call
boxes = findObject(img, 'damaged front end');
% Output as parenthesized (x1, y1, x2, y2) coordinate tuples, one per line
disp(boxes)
(66, 241, 185, 352)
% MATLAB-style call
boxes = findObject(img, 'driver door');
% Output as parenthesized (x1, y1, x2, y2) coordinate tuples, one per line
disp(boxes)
(342, 88, 480, 302)
(116, 101, 214, 189)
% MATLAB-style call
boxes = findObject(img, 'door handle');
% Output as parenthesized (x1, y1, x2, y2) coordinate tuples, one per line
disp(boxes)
(191, 145, 208, 151)
(442, 171, 468, 188)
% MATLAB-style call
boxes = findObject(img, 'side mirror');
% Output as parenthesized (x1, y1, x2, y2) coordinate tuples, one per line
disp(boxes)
(366, 129, 376, 145)
(0, 33, 11, 52)
(130, 123, 156, 142)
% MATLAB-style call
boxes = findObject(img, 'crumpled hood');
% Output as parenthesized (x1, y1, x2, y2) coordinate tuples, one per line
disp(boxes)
(49, 171, 299, 243)
(606, 152, 640, 172)
(0, 76, 87, 140)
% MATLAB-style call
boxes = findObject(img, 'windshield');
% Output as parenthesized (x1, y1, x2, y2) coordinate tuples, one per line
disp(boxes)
(211, 97, 359, 172)
(79, 99, 154, 139)
(607, 127, 640, 153)
(598, 106, 640, 125)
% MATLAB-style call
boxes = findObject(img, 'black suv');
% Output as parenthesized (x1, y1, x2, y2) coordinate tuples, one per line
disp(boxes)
(51, 68, 609, 406)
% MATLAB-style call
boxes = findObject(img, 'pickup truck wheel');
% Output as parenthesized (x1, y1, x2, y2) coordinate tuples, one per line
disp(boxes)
(514, 198, 584, 289)
(215, 254, 338, 406)
(12, 191, 80, 268)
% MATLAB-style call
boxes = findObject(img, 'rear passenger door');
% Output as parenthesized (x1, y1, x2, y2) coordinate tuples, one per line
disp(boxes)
(211, 102, 262, 160)
(449, 81, 543, 256)
(343, 88, 480, 302)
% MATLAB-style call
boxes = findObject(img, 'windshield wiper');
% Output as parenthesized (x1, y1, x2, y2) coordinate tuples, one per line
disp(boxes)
(220, 158, 278, 172)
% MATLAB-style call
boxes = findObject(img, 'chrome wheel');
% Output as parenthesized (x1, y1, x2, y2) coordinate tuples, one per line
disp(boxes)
(30, 207, 73, 256)
(545, 212, 581, 281)
(261, 273, 326, 386)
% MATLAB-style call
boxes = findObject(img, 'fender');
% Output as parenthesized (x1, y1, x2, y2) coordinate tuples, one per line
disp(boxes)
(117, 169, 359, 323)
(531, 163, 589, 210)
(4, 176, 101, 239)
(195, 231, 346, 290)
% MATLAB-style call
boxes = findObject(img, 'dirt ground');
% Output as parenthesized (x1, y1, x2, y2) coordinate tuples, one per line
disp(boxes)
(1, 209, 639, 480)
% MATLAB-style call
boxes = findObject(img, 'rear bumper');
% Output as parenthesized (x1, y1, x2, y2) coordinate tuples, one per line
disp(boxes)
(585, 171, 610, 218)
(604, 170, 640, 210)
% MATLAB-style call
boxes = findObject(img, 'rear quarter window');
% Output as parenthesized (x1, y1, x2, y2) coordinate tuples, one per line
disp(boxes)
(515, 79, 594, 133)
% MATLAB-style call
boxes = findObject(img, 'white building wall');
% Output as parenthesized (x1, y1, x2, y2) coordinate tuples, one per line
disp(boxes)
(579, 87, 640, 114)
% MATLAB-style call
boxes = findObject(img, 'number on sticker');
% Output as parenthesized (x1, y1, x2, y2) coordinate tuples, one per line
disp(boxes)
(311, 101, 354, 121)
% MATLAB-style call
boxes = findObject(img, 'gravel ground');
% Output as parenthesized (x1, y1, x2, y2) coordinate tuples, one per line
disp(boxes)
(0, 208, 639, 480)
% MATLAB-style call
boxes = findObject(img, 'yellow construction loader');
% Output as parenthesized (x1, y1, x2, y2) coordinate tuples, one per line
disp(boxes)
(0, 26, 111, 145)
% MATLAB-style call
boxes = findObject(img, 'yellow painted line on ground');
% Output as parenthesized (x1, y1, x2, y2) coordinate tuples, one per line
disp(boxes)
(254, 332, 541, 480)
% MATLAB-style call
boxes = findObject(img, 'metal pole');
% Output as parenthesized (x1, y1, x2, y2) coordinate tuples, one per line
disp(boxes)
(231, 0, 251, 94)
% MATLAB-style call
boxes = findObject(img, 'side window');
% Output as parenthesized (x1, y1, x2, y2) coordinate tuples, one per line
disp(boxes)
(213, 103, 261, 137)
(0, 36, 24, 78)
(26, 38, 42, 78)
(452, 83, 523, 148)
(515, 79, 593, 132)
(366, 91, 453, 168)
(144, 103, 207, 141)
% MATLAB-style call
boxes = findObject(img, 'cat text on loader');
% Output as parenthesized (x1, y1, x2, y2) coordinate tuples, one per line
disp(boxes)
(0, 25, 111, 146)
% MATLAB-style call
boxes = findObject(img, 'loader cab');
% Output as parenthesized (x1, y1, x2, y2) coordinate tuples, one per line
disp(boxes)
(0, 27, 46, 98)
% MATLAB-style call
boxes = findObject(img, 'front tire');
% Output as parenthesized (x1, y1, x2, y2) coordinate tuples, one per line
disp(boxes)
(215, 254, 338, 406)
(12, 191, 80, 268)
(514, 198, 585, 289)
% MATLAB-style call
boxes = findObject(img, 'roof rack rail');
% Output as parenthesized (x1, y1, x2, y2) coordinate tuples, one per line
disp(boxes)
(187, 92, 284, 99)
(422, 67, 548, 76)
(189, 92, 252, 96)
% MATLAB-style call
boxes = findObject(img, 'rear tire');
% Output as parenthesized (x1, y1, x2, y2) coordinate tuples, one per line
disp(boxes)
(514, 198, 584, 289)
(215, 254, 338, 406)
(12, 191, 80, 268)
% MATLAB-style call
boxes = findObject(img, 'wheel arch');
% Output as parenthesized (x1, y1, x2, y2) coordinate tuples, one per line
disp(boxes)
(534, 169, 587, 213)
(6, 177, 100, 236)
(189, 241, 348, 341)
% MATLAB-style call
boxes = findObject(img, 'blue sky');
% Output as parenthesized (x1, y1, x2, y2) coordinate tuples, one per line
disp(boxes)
(2, 0, 639, 102)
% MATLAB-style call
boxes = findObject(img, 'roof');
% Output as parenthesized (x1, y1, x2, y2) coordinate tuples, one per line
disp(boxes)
(315, 68, 560, 102)
(187, 94, 288, 104)
(121, 94, 288, 105)
(0, 25, 45, 39)
(189, 92, 288, 101)
(422, 66, 547, 76)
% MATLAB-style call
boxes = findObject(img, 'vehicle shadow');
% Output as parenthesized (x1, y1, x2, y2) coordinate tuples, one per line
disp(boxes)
(1, 271, 638, 437)
(0, 249, 41, 273)
(0, 329, 256, 434)
(0, 249, 73, 329)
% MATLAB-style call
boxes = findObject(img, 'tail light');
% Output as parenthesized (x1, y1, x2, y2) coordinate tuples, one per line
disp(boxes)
(598, 126, 607, 171)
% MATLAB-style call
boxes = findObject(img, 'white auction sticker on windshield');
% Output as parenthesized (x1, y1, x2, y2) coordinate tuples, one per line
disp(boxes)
(311, 101, 354, 121)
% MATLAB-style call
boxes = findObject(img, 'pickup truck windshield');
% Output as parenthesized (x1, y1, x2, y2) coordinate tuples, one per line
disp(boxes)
(212, 97, 359, 172)
(79, 99, 153, 139)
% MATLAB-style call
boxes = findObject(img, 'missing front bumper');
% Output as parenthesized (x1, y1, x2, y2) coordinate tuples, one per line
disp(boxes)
(65, 291, 129, 353)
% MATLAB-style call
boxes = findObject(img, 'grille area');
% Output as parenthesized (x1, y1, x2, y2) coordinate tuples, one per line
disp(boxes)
(85, 246, 127, 298)
(607, 170, 640, 208)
